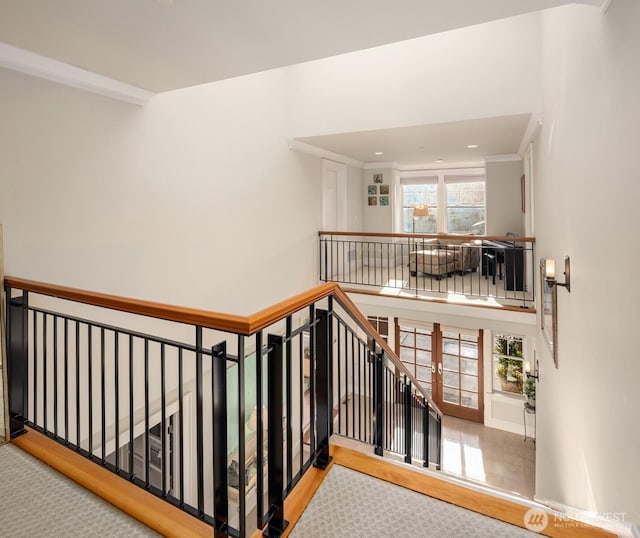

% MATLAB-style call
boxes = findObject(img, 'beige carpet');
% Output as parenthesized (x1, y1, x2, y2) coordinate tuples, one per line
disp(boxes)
(290, 464, 537, 537)
(0, 443, 159, 537)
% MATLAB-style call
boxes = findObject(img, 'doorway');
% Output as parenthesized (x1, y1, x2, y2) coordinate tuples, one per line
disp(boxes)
(395, 321, 484, 423)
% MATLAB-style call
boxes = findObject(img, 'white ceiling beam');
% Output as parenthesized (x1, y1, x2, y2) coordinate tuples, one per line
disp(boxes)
(0, 41, 153, 106)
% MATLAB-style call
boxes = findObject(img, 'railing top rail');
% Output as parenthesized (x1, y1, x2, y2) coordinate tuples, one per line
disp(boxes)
(3, 276, 336, 335)
(4, 276, 441, 417)
(318, 230, 536, 242)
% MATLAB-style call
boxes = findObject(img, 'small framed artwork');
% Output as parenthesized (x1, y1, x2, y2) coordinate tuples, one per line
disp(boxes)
(368, 185, 377, 195)
(540, 259, 558, 368)
(379, 195, 389, 206)
(380, 184, 389, 195)
(368, 196, 378, 206)
(373, 173, 383, 184)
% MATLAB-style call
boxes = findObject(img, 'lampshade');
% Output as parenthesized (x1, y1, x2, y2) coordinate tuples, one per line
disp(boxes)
(545, 259, 556, 279)
(413, 205, 430, 218)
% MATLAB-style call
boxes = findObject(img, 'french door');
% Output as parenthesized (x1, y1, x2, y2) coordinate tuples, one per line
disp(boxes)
(396, 321, 484, 423)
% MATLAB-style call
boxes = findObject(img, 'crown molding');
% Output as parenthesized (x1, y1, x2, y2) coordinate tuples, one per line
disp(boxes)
(600, 0, 613, 13)
(363, 161, 397, 170)
(484, 154, 521, 163)
(287, 139, 364, 168)
(0, 41, 153, 106)
(517, 113, 542, 158)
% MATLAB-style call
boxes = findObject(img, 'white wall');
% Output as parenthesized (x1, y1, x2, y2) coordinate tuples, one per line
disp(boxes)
(534, 1, 640, 526)
(0, 67, 322, 315)
(346, 165, 364, 231)
(363, 168, 393, 233)
(485, 160, 524, 236)
(285, 12, 543, 138)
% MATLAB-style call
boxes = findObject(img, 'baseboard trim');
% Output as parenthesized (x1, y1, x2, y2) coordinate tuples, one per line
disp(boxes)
(12, 427, 211, 538)
(330, 444, 615, 538)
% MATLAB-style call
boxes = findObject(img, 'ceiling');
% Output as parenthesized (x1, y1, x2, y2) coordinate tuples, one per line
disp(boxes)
(297, 114, 532, 165)
(0, 0, 582, 92)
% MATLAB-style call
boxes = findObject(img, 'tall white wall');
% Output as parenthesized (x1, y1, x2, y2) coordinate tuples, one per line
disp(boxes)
(485, 160, 524, 236)
(346, 165, 364, 231)
(363, 168, 394, 233)
(534, 1, 640, 526)
(285, 12, 543, 138)
(0, 67, 322, 315)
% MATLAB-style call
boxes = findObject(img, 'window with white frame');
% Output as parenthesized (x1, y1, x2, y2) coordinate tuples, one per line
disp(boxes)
(493, 334, 524, 395)
(399, 169, 486, 235)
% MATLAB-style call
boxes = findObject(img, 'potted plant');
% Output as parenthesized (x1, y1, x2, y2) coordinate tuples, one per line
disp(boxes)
(524, 377, 536, 408)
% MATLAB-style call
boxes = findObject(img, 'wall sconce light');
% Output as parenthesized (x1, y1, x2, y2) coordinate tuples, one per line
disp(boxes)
(545, 256, 571, 292)
(524, 359, 539, 380)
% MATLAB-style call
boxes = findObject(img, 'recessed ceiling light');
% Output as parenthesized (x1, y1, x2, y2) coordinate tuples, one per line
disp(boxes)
(466, 144, 479, 149)
(435, 158, 444, 163)
(374, 151, 384, 155)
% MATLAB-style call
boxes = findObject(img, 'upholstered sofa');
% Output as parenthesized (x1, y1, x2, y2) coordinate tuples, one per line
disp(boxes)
(409, 236, 481, 277)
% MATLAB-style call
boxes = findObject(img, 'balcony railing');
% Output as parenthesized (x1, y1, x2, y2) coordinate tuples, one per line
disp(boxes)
(4, 277, 441, 538)
(319, 232, 536, 308)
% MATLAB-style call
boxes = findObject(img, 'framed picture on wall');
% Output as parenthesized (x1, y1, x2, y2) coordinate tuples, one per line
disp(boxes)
(380, 184, 389, 195)
(373, 173, 383, 183)
(368, 196, 378, 206)
(379, 195, 389, 206)
(540, 259, 558, 368)
(368, 185, 377, 195)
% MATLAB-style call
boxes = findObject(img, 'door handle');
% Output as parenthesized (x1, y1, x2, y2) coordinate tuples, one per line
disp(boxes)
(438, 363, 443, 376)
(431, 363, 436, 374)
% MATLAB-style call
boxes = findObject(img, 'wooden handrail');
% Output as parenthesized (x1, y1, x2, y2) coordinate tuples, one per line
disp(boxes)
(318, 230, 536, 242)
(3, 277, 338, 335)
(4, 276, 440, 416)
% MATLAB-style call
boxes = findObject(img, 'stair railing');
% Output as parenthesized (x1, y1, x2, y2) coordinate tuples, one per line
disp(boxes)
(4, 277, 441, 538)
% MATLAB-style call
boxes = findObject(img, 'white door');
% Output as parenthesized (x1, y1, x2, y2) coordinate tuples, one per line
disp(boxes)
(322, 159, 347, 231)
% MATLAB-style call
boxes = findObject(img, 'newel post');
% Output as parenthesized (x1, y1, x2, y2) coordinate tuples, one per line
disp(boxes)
(5, 287, 28, 438)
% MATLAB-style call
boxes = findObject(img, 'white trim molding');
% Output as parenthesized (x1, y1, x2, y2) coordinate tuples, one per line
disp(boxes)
(484, 154, 521, 163)
(0, 41, 153, 106)
(518, 113, 542, 157)
(288, 139, 364, 169)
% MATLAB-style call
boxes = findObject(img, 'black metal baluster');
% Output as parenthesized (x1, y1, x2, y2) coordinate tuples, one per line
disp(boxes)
(255, 332, 265, 530)
(42, 313, 48, 433)
(308, 305, 315, 456)
(195, 327, 204, 516)
(298, 331, 304, 475)
(64, 318, 69, 445)
(212, 342, 228, 537)
(128, 335, 134, 479)
(403, 375, 413, 463)
(264, 334, 288, 537)
(178, 347, 184, 506)
(344, 324, 349, 437)
(422, 398, 429, 467)
(374, 351, 383, 456)
(351, 332, 355, 439)
(144, 338, 150, 487)
(285, 316, 292, 487)
(237, 335, 246, 537)
(314, 310, 331, 470)
(76, 322, 81, 449)
(160, 343, 166, 495)
(336, 320, 341, 435)
(357, 339, 361, 441)
(53, 315, 58, 437)
(33, 311, 38, 427)
(88, 325, 93, 457)
(114, 332, 120, 471)
(101, 327, 106, 463)
(6, 288, 29, 438)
